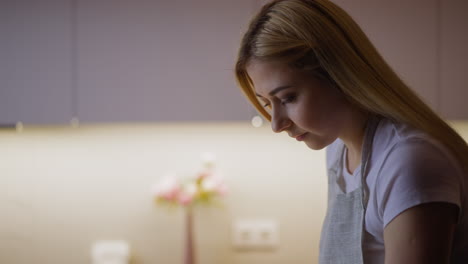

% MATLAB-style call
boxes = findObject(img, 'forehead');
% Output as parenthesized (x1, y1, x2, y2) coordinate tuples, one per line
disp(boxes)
(246, 60, 297, 96)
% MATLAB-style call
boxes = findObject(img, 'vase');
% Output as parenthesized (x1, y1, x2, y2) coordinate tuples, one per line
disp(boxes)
(184, 206, 196, 264)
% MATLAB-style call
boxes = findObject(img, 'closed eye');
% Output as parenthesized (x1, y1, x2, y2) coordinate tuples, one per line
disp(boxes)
(281, 94, 296, 105)
(261, 94, 296, 108)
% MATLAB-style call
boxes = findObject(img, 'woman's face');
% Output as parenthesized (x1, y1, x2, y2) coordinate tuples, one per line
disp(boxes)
(246, 59, 351, 150)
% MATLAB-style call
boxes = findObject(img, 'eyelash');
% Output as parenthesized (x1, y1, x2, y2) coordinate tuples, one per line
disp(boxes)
(262, 94, 296, 108)
(281, 94, 296, 105)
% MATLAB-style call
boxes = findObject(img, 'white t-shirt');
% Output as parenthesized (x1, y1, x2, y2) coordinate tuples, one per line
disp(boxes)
(326, 118, 467, 263)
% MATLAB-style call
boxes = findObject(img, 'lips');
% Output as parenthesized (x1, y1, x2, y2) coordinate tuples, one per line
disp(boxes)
(294, 132, 307, 141)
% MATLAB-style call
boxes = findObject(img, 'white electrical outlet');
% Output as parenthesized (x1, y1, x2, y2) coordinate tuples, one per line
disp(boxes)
(232, 219, 279, 250)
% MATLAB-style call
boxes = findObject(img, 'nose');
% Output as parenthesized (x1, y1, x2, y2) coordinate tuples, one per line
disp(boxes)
(270, 111, 292, 133)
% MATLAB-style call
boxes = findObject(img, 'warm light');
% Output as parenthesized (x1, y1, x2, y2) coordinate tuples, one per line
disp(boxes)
(251, 115, 263, 128)
(15, 122, 24, 132)
(70, 117, 80, 128)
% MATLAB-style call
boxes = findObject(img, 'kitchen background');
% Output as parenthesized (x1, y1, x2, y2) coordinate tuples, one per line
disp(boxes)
(1, 0, 467, 264)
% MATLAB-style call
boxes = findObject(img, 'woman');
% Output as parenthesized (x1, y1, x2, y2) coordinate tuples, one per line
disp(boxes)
(235, 0, 468, 263)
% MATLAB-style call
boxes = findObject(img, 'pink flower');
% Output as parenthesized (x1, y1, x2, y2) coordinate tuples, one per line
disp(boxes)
(178, 192, 193, 206)
(201, 173, 228, 196)
(215, 182, 228, 196)
(178, 183, 197, 206)
(152, 174, 181, 202)
(195, 168, 214, 181)
(152, 154, 228, 207)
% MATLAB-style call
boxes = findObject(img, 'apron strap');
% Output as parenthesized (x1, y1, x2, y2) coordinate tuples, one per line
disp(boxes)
(360, 114, 382, 210)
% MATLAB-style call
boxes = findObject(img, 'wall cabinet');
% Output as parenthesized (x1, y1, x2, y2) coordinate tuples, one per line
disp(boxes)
(1, 0, 256, 125)
(329, 0, 440, 112)
(1, 0, 466, 124)
(76, 0, 255, 123)
(325, 0, 467, 119)
(439, 0, 468, 119)
(0, 0, 74, 124)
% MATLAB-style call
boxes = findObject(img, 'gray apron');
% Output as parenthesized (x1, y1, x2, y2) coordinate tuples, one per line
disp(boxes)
(319, 115, 381, 264)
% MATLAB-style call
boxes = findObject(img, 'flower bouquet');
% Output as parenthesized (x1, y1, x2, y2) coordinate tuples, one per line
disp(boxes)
(151, 153, 227, 264)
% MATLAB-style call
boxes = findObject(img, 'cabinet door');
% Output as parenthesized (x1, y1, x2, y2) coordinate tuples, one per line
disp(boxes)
(440, 0, 468, 119)
(331, 0, 439, 111)
(77, 0, 255, 123)
(0, 0, 73, 125)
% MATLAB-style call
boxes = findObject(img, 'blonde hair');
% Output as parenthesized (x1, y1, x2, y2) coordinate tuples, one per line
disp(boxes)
(235, 0, 468, 173)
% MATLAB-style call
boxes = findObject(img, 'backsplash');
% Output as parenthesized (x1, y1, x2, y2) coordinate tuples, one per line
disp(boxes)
(1, 121, 466, 264)
(0, 122, 326, 264)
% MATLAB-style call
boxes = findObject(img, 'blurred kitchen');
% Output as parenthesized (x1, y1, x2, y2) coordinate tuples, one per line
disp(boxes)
(1, 0, 467, 264)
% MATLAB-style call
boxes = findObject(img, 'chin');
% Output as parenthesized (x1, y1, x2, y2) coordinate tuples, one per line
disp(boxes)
(304, 136, 336, 150)
(304, 141, 327, 150)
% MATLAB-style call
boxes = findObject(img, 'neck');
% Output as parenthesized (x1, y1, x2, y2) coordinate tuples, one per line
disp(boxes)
(339, 108, 370, 168)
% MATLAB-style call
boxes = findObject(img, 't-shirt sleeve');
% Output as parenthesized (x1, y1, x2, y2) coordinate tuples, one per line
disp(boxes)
(376, 137, 463, 228)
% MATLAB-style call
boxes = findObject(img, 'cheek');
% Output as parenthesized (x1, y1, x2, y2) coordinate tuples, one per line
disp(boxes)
(291, 93, 345, 137)
(293, 96, 327, 127)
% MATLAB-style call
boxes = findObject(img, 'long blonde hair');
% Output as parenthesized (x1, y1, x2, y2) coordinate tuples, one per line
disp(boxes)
(235, 0, 468, 173)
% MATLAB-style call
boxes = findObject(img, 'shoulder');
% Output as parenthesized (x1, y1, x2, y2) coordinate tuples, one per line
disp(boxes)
(371, 118, 464, 227)
(373, 118, 461, 174)
(376, 119, 462, 179)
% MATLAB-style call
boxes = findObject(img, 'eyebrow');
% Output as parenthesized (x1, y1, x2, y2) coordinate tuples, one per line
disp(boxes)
(255, 85, 293, 98)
